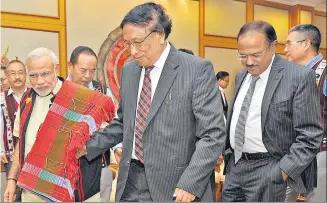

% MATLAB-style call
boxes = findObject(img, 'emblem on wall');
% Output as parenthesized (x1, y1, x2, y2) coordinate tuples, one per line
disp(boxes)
(96, 26, 133, 104)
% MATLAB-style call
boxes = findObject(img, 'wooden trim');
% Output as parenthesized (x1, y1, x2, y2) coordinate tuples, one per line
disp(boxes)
(0, 0, 67, 78)
(297, 4, 315, 12)
(199, 0, 205, 56)
(252, 0, 290, 10)
(314, 10, 327, 17)
(320, 49, 327, 59)
(199, 0, 325, 60)
(289, 5, 300, 28)
(246, 0, 254, 22)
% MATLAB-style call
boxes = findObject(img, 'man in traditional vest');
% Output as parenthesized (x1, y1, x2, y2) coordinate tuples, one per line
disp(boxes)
(67, 46, 122, 202)
(284, 24, 326, 202)
(3, 47, 115, 202)
(1, 60, 28, 202)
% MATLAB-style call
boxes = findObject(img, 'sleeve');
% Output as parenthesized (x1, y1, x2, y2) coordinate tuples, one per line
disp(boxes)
(279, 70, 324, 179)
(86, 70, 125, 161)
(176, 60, 227, 198)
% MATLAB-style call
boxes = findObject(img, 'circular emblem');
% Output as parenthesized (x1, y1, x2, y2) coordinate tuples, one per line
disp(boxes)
(96, 27, 133, 104)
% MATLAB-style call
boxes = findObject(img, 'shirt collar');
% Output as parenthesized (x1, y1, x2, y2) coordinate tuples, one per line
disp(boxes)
(7, 87, 27, 96)
(52, 78, 63, 95)
(305, 53, 323, 69)
(218, 86, 224, 92)
(146, 41, 171, 70)
(66, 74, 93, 89)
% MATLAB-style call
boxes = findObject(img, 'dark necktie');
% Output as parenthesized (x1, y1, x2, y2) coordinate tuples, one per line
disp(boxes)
(234, 75, 260, 163)
(134, 66, 154, 163)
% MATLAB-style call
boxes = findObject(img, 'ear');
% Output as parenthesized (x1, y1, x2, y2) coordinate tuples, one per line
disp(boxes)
(271, 40, 278, 52)
(68, 62, 73, 72)
(302, 39, 311, 51)
(54, 64, 60, 76)
(159, 31, 165, 45)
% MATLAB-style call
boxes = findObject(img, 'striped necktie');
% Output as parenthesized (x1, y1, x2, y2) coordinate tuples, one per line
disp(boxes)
(134, 66, 154, 163)
(234, 75, 260, 163)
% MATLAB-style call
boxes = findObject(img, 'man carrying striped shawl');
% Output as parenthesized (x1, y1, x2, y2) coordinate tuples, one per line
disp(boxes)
(3, 47, 115, 202)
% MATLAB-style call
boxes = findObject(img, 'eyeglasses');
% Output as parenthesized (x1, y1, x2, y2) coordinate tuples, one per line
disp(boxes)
(284, 39, 307, 48)
(237, 43, 272, 61)
(8, 71, 25, 77)
(28, 70, 53, 82)
(123, 30, 155, 49)
(76, 67, 96, 75)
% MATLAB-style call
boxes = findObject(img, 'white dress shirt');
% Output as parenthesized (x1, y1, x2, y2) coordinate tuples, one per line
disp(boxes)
(132, 42, 171, 160)
(230, 55, 274, 153)
(219, 86, 227, 125)
(7, 87, 28, 104)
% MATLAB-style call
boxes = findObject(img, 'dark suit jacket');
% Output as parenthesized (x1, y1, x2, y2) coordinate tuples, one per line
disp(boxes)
(224, 54, 323, 193)
(85, 44, 227, 201)
(219, 90, 228, 118)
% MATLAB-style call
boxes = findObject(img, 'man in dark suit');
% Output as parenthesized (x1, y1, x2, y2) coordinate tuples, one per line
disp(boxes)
(76, 2, 227, 202)
(216, 71, 229, 120)
(284, 24, 327, 202)
(222, 21, 323, 202)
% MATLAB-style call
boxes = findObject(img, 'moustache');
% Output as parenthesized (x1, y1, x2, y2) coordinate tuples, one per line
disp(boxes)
(246, 65, 257, 69)
(14, 79, 22, 83)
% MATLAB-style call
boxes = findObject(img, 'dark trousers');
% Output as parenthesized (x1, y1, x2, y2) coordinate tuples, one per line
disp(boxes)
(4, 161, 22, 202)
(222, 153, 287, 202)
(120, 160, 152, 202)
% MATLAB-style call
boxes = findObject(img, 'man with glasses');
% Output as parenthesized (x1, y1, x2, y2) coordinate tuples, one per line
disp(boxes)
(222, 21, 323, 202)
(1, 60, 27, 202)
(76, 2, 227, 202)
(284, 24, 326, 202)
(68, 46, 122, 202)
(4, 47, 115, 202)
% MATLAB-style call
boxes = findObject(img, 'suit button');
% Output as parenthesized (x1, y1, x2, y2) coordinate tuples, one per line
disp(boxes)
(127, 161, 130, 164)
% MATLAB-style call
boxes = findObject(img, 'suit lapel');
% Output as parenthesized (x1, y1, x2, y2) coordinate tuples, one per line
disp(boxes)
(129, 66, 142, 128)
(226, 70, 247, 133)
(145, 47, 179, 129)
(261, 54, 284, 132)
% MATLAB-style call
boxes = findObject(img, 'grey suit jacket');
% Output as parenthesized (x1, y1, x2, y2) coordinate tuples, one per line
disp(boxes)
(86, 45, 227, 201)
(224, 54, 323, 193)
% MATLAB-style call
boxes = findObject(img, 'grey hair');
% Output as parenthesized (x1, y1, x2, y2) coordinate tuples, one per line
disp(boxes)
(25, 47, 59, 69)
(289, 24, 321, 52)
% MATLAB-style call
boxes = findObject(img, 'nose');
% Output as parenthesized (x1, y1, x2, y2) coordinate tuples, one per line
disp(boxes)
(284, 46, 288, 53)
(130, 45, 138, 56)
(84, 70, 93, 79)
(245, 56, 255, 65)
(36, 75, 45, 85)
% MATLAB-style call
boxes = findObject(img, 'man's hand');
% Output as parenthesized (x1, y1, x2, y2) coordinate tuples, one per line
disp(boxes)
(281, 170, 288, 181)
(1, 152, 8, 163)
(75, 145, 87, 159)
(114, 147, 122, 164)
(4, 179, 17, 202)
(173, 188, 196, 202)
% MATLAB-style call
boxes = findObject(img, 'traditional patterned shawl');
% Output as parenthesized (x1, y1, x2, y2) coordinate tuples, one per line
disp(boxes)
(17, 80, 115, 202)
(0, 91, 22, 161)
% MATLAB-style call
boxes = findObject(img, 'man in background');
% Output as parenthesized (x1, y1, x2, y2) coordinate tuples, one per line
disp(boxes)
(1, 66, 10, 92)
(284, 24, 327, 202)
(68, 45, 122, 202)
(216, 71, 229, 120)
(1, 60, 27, 202)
